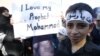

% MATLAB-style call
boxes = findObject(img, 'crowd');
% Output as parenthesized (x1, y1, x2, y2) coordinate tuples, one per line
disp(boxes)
(0, 2, 100, 56)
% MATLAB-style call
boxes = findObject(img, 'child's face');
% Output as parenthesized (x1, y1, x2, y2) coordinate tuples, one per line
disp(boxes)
(66, 20, 92, 44)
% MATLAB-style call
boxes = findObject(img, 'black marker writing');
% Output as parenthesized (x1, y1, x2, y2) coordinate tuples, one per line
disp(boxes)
(29, 12, 49, 21)
(27, 22, 59, 31)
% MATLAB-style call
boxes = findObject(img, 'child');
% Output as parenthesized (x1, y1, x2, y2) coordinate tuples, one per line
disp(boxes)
(56, 3, 100, 56)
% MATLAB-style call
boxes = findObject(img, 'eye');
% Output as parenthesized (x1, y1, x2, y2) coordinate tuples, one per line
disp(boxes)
(77, 23, 88, 29)
(67, 23, 74, 29)
(97, 20, 100, 22)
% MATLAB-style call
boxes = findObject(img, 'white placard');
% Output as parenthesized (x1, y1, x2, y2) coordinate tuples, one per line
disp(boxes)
(12, 0, 62, 39)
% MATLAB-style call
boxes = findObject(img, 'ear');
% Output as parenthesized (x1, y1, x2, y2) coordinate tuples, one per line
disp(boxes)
(88, 23, 94, 33)
(62, 19, 66, 27)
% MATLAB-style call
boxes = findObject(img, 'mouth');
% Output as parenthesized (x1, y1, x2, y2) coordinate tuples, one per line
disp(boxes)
(70, 36, 80, 40)
(69, 36, 81, 43)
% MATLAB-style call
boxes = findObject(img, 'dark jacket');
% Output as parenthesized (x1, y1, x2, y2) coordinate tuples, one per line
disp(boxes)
(90, 26, 100, 45)
(0, 14, 23, 56)
(0, 50, 3, 56)
(55, 36, 100, 56)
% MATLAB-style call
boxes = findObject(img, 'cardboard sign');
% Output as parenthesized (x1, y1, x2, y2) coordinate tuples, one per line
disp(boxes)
(12, 0, 62, 39)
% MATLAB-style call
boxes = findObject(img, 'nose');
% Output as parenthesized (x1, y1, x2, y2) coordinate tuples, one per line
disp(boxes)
(71, 26, 78, 35)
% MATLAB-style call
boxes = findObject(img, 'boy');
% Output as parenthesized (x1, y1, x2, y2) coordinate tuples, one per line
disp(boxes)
(56, 3, 100, 56)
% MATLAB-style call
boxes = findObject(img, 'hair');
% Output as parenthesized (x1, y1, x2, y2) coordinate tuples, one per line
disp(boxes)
(65, 3, 95, 18)
(0, 7, 9, 15)
(93, 7, 100, 18)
